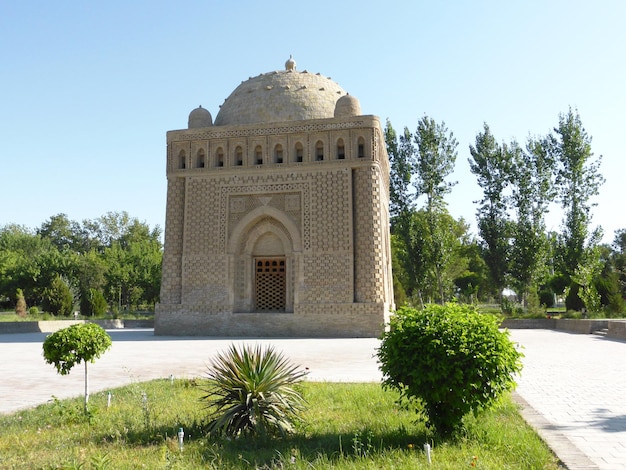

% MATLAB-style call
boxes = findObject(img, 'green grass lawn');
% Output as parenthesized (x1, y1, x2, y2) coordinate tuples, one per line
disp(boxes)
(0, 311, 154, 322)
(0, 380, 561, 469)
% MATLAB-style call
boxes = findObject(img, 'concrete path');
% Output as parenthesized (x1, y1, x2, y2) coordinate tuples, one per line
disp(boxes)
(508, 329, 626, 470)
(1, 328, 625, 469)
(0, 330, 381, 413)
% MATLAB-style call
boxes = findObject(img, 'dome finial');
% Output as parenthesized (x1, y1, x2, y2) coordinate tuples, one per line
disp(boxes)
(285, 54, 296, 71)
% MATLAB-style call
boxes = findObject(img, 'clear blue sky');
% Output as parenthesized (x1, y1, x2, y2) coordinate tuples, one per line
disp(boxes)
(1, 1, 624, 243)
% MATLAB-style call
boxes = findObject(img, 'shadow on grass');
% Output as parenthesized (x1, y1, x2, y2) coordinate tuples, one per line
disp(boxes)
(92, 419, 431, 467)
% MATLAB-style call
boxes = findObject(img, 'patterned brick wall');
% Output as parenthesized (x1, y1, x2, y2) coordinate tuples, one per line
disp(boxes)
(300, 253, 352, 303)
(308, 169, 351, 252)
(159, 178, 184, 304)
(181, 254, 229, 305)
(156, 115, 393, 337)
(353, 166, 385, 303)
(185, 178, 222, 254)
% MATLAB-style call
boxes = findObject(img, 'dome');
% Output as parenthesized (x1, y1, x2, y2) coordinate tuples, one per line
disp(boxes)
(334, 94, 361, 118)
(188, 105, 213, 128)
(214, 58, 354, 126)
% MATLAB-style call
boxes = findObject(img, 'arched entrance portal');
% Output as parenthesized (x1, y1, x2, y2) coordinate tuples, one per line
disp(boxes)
(252, 229, 287, 312)
(228, 206, 302, 313)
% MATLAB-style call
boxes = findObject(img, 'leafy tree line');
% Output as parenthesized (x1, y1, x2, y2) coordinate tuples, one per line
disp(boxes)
(0, 211, 162, 316)
(387, 108, 625, 315)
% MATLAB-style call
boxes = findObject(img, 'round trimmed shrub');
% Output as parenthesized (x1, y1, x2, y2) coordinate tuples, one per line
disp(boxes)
(43, 323, 112, 376)
(378, 303, 523, 436)
(43, 323, 112, 411)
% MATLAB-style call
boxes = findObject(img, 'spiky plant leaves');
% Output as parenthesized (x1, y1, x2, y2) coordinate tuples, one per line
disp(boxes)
(202, 344, 307, 439)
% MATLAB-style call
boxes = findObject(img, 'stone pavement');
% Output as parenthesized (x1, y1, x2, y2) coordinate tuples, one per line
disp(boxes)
(508, 329, 626, 470)
(1, 328, 625, 469)
(0, 330, 381, 413)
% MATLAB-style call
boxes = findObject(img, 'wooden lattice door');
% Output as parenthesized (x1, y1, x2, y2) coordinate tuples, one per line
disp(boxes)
(255, 257, 286, 311)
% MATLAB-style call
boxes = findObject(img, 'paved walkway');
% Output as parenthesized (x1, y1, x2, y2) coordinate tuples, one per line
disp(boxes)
(508, 329, 626, 470)
(1, 329, 625, 469)
(0, 330, 381, 413)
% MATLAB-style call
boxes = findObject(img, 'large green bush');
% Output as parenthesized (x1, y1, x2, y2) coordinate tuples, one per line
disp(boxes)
(378, 303, 523, 436)
(201, 344, 307, 439)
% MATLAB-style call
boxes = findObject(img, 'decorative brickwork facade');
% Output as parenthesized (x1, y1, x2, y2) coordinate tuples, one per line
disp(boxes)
(155, 58, 394, 336)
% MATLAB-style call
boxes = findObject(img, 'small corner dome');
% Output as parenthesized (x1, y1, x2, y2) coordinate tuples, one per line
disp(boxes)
(188, 105, 213, 129)
(334, 94, 361, 118)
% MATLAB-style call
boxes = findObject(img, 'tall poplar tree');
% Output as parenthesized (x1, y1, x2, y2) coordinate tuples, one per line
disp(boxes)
(385, 117, 463, 305)
(507, 139, 555, 304)
(385, 120, 421, 304)
(469, 123, 512, 300)
(413, 116, 458, 303)
(548, 108, 604, 309)
(384, 120, 414, 222)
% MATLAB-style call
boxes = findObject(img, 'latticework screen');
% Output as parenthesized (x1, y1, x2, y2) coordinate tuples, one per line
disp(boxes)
(255, 258, 286, 311)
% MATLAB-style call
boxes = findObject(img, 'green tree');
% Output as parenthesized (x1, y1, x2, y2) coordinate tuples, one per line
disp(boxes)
(123, 236, 162, 306)
(440, 214, 472, 301)
(386, 119, 421, 306)
(76, 250, 107, 315)
(37, 213, 81, 252)
(595, 243, 624, 315)
(391, 209, 470, 306)
(385, 120, 414, 221)
(98, 213, 162, 310)
(390, 234, 409, 307)
(15, 288, 27, 317)
(32, 246, 79, 305)
(41, 275, 75, 316)
(413, 116, 458, 303)
(454, 238, 490, 303)
(0, 225, 47, 305)
(1, 214, 162, 313)
(385, 117, 461, 305)
(0, 223, 81, 308)
(569, 245, 603, 314)
(507, 139, 555, 305)
(43, 323, 112, 411)
(548, 108, 604, 308)
(612, 229, 626, 299)
(82, 288, 108, 316)
(73, 218, 108, 253)
(394, 211, 425, 306)
(393, 210, 434, 307)
(469, 123, 512, 300)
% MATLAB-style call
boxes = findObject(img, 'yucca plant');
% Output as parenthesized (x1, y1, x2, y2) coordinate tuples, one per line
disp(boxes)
(201, 343, 307, 439)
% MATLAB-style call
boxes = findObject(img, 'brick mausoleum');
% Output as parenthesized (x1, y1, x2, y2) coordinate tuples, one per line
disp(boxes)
(155, 57, 394, 337)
